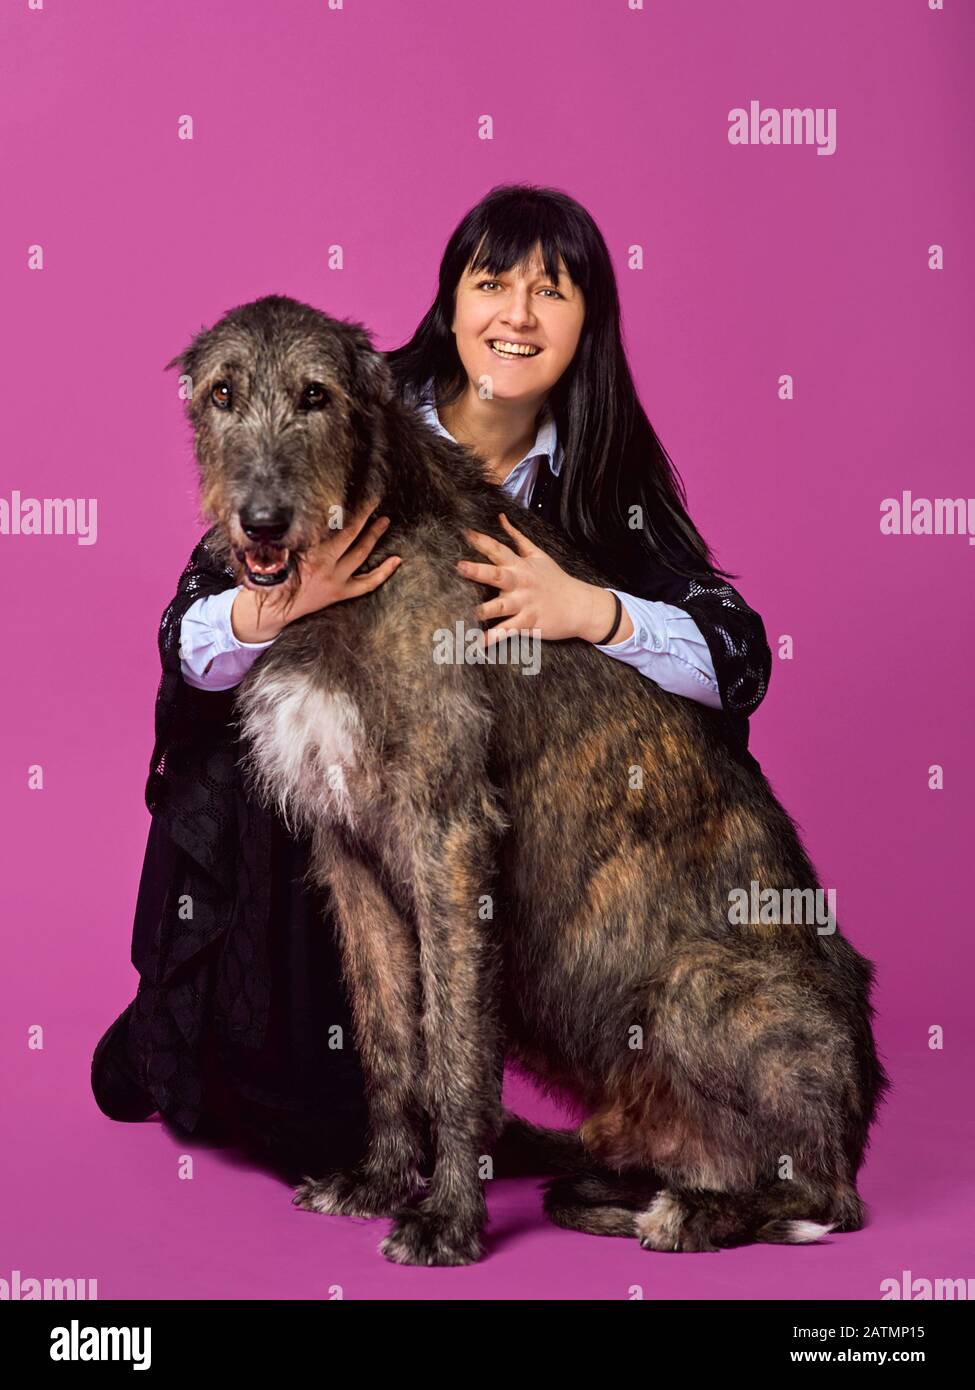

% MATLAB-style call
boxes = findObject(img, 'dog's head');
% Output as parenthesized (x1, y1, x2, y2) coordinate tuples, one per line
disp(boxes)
(165, 295, 395, 588)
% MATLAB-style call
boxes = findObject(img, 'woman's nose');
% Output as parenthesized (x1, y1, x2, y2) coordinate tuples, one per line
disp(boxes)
(500, 300, 535, 330)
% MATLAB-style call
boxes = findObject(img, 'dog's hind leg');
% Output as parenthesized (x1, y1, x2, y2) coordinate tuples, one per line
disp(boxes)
(292, 831, 426, 1220)
(623, 939, 879, 1252)
(635, 1178, 866, 1253)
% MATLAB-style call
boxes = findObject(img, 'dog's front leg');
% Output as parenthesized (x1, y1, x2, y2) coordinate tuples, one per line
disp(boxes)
(380, 806, 504, 1267)
(292, 829, 427, 1220)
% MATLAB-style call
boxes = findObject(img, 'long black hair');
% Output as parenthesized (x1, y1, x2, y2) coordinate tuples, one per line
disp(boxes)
(385, 183, 733, 583)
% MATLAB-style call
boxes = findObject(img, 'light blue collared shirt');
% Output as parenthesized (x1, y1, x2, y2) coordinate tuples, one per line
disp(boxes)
(414, 382, 721, 709)
(178, 385, 721, 707)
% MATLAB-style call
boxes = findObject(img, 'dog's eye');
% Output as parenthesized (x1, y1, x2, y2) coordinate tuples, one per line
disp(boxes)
(211, 381, 232, 410)
(300, 382, 329, 411)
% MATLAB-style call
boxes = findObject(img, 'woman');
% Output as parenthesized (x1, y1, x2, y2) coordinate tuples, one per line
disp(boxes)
(91, 184, 771, 1180)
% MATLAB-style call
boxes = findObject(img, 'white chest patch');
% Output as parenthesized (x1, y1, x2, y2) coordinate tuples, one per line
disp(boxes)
(237, 669, 364, 833)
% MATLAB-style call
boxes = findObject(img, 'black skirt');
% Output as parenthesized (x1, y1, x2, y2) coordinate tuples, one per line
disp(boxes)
(124, 802, 370, 1180)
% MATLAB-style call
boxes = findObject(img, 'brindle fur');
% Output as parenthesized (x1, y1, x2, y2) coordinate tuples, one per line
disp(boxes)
(167, 295, 888, 1265)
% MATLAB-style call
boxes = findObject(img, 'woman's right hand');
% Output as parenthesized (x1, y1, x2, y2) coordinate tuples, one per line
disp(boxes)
(230, 496, 401, 643)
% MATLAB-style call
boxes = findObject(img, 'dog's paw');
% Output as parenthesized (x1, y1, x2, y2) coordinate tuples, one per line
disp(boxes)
(379, 1206, 484, 1266)
(292, 1168, 418, 1219)
(635, 1189, 717, 1253)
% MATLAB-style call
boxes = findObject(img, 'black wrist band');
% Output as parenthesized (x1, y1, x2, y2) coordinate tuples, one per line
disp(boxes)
(594, 591, 623, 645)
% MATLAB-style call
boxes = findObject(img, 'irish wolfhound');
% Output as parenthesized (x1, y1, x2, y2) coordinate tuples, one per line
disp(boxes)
(165, 294, 887, 1266)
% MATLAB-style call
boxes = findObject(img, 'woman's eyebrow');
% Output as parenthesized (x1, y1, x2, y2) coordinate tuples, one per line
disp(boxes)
(470, 267, 567, 284)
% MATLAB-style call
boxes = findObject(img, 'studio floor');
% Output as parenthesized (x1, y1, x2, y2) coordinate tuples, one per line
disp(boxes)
(5, 1014, 972, 1301)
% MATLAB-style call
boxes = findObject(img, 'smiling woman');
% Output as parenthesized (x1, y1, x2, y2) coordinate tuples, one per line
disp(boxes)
(439, 255, 585, 489)
(387, 184, 771, 728)
(92, 183, 772, 1184)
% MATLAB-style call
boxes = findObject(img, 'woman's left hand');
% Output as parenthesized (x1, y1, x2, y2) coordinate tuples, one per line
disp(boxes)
(455, 512, 632, 646)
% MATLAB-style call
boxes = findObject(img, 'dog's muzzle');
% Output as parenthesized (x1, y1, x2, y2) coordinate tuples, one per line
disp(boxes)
(236, 509, 294, 586)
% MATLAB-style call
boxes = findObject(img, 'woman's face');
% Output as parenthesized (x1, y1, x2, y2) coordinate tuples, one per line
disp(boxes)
(450, 247, 585, 403)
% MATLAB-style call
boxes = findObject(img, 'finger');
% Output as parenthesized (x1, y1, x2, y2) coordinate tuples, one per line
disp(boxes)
(335, 514, 391, 577)
(344, 554, 402, 595)
(462, 528, 515, 564)
(455, 559, 508, 588)
(497, 511, 539, 557)
(481, 614, 531, 646)
(327, 495, 383, 550)
(351, 492, 383, 522)
(474, 595, 516, 621)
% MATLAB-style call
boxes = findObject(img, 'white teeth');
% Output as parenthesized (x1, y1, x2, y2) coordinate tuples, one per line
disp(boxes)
(490, 340, 540, 357)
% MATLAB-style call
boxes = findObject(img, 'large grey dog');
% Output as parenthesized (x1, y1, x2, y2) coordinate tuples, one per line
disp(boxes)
(165, 294, 887, 1266)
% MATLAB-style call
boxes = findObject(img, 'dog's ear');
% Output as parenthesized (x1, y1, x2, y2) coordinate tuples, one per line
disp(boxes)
(164, 344, 199, 407)
(343, 332, 394, 488)
(344, 326, 396, 408)
(356, 345, 395, 407)
(164, 321, 213, 379)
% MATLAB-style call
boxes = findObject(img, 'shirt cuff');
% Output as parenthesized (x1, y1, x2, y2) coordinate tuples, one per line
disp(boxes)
(593, 590, 667, 653)
(179, 586, 279, 691)
(592, 589, 723, 709)
(210, 585, 279, 649)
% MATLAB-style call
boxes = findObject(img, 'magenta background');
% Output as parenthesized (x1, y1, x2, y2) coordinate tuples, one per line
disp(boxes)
(2, 0, 972, 1300)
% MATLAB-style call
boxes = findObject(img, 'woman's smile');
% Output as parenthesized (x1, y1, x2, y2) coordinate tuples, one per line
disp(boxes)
(487, 337, 543, 361)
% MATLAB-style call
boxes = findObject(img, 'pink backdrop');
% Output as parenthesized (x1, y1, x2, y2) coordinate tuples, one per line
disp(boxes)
(1, 0, 972, 1300)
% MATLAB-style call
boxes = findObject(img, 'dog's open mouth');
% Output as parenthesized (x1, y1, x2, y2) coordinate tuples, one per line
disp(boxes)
(236, 543, 292, 586)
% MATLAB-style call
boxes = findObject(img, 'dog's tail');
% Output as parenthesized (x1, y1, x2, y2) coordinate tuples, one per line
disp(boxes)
(756, 1183, 866, 1245)
(492, 1110, 596, 1178)
(542, 1170, 665, 1237)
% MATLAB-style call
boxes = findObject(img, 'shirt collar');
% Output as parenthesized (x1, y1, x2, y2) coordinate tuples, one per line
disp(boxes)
(415, 377, 563, 477)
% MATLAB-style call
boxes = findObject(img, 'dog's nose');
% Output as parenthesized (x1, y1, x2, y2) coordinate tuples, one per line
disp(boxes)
(239, 506, 292, 542)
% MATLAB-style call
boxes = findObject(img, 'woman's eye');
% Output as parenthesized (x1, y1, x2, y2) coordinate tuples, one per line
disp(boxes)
(476, 280, 562, 298)
(300, 383, 329, 410)
(210, 381, 232, 409)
